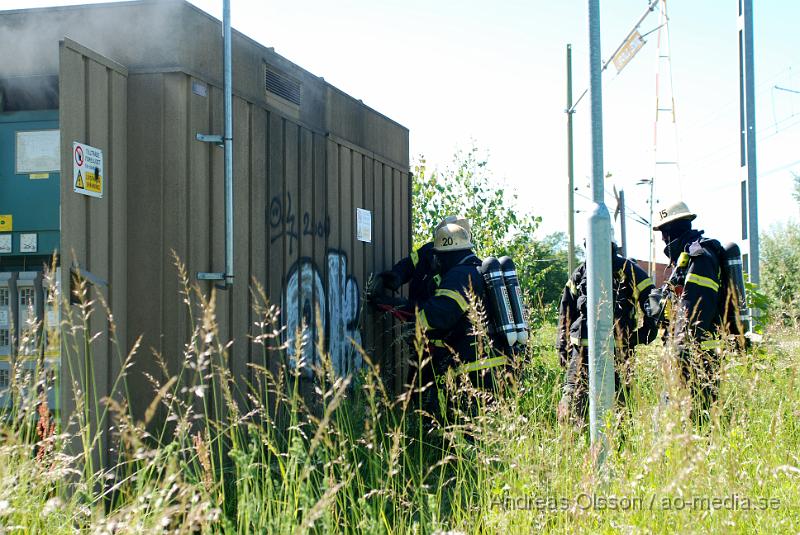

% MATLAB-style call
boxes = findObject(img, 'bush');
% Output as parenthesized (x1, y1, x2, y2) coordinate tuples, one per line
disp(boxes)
(412, 146, 570, 313)
(760, 221, 800, 322)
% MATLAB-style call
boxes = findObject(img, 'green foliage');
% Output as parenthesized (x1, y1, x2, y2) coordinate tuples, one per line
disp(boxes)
(792, 172, 800, 207)
(760, 221, 800, 322)
(744, 280, 770, 333)
(412, 146, 570, 314)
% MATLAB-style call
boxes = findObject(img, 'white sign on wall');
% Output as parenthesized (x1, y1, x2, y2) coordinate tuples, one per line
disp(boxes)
(73, 142, 104, 198)
(16, 130, 60, 174)
(356, 208, 372, 243)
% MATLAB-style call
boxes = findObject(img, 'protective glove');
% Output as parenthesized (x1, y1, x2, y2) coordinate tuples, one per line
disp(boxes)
(380, 271, 402, 292)
(647, 288, 664, 321)
(576, 294, 587, 312)
(558, 350, 569, 368)
(367, 271, 402, 298)
(367, 274, 385, 301)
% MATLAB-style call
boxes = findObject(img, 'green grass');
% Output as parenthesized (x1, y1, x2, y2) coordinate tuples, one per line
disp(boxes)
(0, 266, 798, 533)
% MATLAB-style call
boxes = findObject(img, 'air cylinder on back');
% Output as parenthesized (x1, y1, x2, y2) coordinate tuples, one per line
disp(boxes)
(723, 242, 749, 333)
(499, 256, 529, 345)
(479, 257, 517, 348)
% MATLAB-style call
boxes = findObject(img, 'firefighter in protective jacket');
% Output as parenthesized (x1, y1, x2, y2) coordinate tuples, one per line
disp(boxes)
(649, 201, 726, 413)
(416, 223, 491, 379)
(556, 242, 657, 422)
(368, 215, 472, 306)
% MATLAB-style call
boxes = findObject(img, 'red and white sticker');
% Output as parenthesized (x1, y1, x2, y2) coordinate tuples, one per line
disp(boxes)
(72, 142, 103, 198)
(74, 144, 84, 167)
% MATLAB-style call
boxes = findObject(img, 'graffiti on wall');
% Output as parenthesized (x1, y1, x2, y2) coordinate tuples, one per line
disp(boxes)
(269, 193, 331, 255)
(283, 250, 363, 378)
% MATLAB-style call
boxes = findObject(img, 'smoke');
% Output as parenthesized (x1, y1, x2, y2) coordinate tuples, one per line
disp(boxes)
(0, 0, 189, 109)
(0, 75, 58, 111)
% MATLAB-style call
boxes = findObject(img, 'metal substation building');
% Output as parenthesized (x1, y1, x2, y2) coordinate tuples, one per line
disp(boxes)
(0, 0, 411, 431)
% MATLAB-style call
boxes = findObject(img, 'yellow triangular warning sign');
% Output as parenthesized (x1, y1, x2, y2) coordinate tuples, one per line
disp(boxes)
(75, 171, 84, 189)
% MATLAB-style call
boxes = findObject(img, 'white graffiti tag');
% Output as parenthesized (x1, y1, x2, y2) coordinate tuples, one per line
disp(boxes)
(327, 252, 363, 377)
(283, 251, 362, 378)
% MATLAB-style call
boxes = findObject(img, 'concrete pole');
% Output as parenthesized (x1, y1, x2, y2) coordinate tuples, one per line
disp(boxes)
(743, 0, 759, 285)
(567, 44, 576, 275)
(586, 0, 615, 465)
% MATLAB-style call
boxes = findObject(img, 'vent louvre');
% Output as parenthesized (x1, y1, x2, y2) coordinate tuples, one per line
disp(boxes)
(265, 67, 301, 106)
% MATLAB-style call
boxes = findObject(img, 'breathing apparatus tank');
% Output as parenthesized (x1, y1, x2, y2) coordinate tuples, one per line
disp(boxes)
(723, 242, 749, 334)
(498, 256, 529, 345)
(479, 257, 517, 349)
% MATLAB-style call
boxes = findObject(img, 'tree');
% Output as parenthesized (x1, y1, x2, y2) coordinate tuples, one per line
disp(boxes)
(412, 146, 570, 316)
(761, 222, 800, 321)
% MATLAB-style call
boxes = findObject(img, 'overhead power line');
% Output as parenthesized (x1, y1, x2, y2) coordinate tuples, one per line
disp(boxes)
(775, 85, 800, 95)
(569, 0, 660, 113)
(679, 63, 798, 134)
(682, 110, 800, 172)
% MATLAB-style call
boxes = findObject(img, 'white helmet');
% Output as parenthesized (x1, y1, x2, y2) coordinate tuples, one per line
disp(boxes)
(653, 201, 696, 230)
(435, 215, 472, 241)
(433, 223, 474, 252)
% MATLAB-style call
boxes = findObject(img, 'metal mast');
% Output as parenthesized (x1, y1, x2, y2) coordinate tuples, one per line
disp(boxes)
(567, 44, 576, 275)
(653, 0, 681, 217)
(739, 0, 759, 285)
(587, 0, 615, 466)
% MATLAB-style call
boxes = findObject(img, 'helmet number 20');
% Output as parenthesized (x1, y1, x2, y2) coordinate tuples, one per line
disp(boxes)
(442, 237, 454, 246)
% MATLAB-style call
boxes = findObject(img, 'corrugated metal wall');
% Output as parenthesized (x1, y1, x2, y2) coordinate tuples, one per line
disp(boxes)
(58, 38, 128, 463)
(3, 2, 410, 466)
(122, 70, 409, 419)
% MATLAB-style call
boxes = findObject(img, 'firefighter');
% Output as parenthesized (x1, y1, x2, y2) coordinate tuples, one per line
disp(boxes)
(556, 241, 657, 423)
(367, 215, 472, 306)
(649, 201, 726, 416)
(417, 223, 487, 371)
(414, 222, 509, 417)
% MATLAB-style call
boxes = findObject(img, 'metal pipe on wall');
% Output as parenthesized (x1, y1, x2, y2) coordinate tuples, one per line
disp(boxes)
(566, 44, 576, 276)
(223, 0, 234, 286)
(586, 0, 614, 466)
(196, 0, 234, 286)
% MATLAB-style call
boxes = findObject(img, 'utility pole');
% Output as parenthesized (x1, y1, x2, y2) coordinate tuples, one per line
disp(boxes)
(648, 178, 654, 277)
(619, 189, 627, 257)
(586, 0, 614, 467)
(566, 44, 576, 275)
(739, 0, 759, 285)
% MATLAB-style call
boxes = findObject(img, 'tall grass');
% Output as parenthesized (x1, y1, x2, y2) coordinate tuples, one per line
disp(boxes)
(0, 261, 798, 533)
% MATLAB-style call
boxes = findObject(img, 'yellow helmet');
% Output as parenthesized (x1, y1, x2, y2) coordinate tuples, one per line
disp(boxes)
(433, 223, 474, 252)
(435, 215, 472, 241)
(653, 201, 696, 230)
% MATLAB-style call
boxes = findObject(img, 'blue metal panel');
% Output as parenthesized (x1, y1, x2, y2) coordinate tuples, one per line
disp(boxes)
(0, 110, 60, 260)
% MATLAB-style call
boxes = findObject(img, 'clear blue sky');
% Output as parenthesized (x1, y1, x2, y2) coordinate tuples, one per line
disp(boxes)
(3, 0, 799, 264)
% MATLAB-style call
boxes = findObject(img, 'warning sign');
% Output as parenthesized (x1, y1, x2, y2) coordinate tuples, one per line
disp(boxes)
(73, 142, 104, 198)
